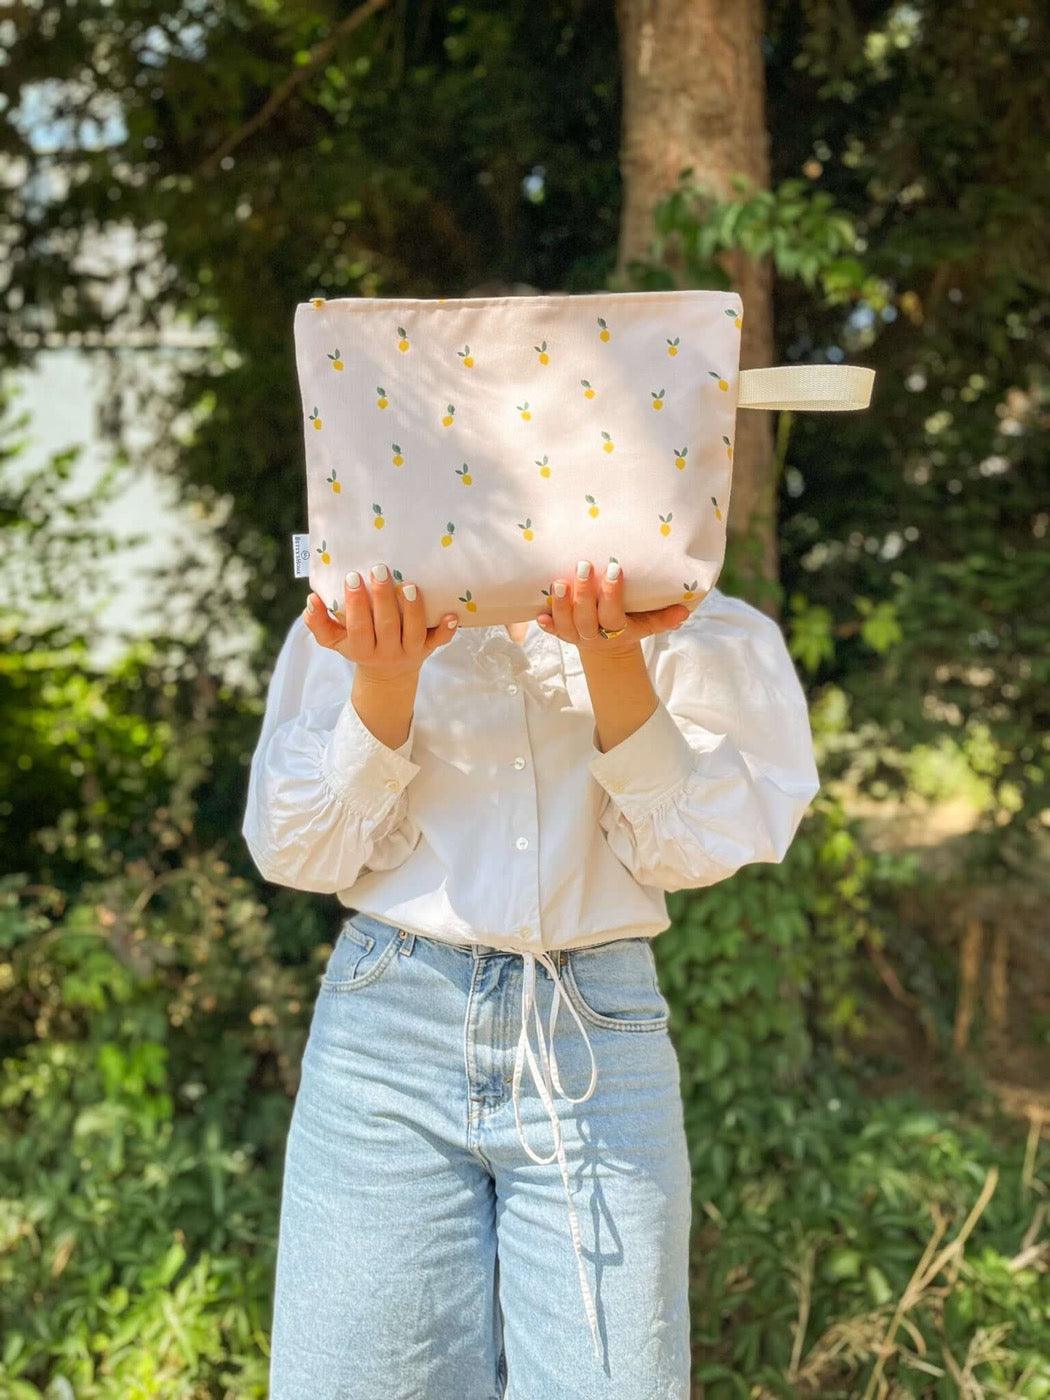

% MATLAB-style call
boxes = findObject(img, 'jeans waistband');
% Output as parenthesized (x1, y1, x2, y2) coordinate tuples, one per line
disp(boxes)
(345, 909, 640, 966)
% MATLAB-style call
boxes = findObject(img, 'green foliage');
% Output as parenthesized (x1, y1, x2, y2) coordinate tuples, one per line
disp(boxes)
(632, 174, 888, 309)
(682, 1070, 1049, 1396)
(0, 866, 310, 1398)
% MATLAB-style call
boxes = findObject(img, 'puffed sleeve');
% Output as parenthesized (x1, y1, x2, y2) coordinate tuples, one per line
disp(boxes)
(242, 614, 423, 895)
(586, 588, 820, 892)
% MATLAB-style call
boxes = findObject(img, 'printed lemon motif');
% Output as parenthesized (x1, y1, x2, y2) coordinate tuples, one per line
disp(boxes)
(316, 538, 331, 565)
(331, 598, 341, 615)
(517, 401, 532, 421)
(392, 568, 405, 587)
(585, 494, 600, 518)
(458, 589, 478, 613)
(376, 386, 389, 409)
(441, 521, 456, 547)
(711, 496, 723, 521)
(541, 586, 552, 606)
(536, 455, 552, 478)
(327, 469, 341, 493)
(651, 388, 665, 410)
(458, 345, 475, 367)
(682, 579, 699, 602)
(666, 337, 680, 357)
(391, 442, 404, 466)
(309, 406, 323, 430)
(673, 446, 688, 470)
(725, 307, 743, 329)
(372, 503, 385, 529)
(442, 403, 456, 426)
(455, 463, 473, 485)
(601, 431, 614, 454)
(597, 317, 611, 343)
(327, 348, 344, 370)
(709, 371, 729, 392)
(534, 340, 550, 365)
(310, 297, 326, 309)
(580, 379, 596, 399)
(397, 325, 410, 352)
(659, 512, 673, 536)
(518, 517, 535, 541)
(722, 435, 733, 460)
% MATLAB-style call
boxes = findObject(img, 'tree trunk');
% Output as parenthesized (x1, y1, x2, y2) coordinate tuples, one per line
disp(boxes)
(614, 0, 779, 600)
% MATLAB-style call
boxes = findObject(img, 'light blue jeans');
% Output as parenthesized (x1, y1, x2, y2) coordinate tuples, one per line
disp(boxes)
(268, 910, 692, 1399)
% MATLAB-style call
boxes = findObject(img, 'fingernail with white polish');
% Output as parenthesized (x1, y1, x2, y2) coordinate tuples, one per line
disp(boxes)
(606, 560, 621, 581)
(447, 617, 458, 629)
(403, 583, 417, 601)
(372, 563, 388, 582)
(305, 595, 316, 612)
(576, 560, 591, 580)
(554, 581, 567, 598)
(346, 570, 361, 589)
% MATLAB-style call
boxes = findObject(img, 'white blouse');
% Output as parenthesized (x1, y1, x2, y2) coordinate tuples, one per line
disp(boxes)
(241, 584, 820, 1359)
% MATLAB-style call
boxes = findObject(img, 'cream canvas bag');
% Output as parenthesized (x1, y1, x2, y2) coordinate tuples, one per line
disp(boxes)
(292, 290, 873, 626)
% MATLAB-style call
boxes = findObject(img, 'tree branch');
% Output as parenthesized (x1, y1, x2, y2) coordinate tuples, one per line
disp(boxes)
(196, 0, 392, 178)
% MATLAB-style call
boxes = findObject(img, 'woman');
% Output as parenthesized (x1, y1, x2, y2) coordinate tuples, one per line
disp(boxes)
(242, 557, 820, 1399)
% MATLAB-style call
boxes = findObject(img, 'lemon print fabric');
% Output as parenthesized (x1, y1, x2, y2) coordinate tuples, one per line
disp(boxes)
(293, 290, 741, 625)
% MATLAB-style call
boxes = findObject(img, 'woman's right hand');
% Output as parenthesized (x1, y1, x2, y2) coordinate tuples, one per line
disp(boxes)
(303, 564, 460, 683)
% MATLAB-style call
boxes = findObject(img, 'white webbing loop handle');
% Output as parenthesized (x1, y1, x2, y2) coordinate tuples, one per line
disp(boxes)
(738, 364, 874, 411)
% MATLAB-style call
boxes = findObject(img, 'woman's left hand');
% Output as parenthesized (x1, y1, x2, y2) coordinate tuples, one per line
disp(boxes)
(536, 560, 702, 659)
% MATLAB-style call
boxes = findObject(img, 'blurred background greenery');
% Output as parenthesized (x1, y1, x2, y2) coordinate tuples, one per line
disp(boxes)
(1, 1, 1047, 1395)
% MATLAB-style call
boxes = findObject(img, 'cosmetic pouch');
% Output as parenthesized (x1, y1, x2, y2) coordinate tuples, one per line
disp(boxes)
(292, 289, 873, 626)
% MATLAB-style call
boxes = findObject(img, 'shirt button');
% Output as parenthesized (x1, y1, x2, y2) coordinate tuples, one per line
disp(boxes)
(515, 836, 529, 851)
(512, 756, 527, 770)
(385, 778, 401, 791)
(507, 684, 519, 695)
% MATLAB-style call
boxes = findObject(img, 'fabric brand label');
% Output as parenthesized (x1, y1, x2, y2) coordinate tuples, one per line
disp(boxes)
(292, 534, 311, 578)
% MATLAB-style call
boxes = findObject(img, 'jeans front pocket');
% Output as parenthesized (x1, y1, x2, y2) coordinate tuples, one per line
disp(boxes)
(320, 917, 404, 993)
(561, 936, 669, 1032)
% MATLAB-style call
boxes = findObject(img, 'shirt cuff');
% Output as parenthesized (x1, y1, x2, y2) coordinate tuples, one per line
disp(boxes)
(588, 699, 723, 821)
(322, 691, 423, 806)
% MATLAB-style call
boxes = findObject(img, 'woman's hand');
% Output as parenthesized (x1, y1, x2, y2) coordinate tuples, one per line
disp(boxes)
(537, 560, 701, 659)
(303, 564, 459, 682)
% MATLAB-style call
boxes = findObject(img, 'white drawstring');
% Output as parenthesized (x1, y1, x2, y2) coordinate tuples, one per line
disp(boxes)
(510, 950, 602, 1363)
